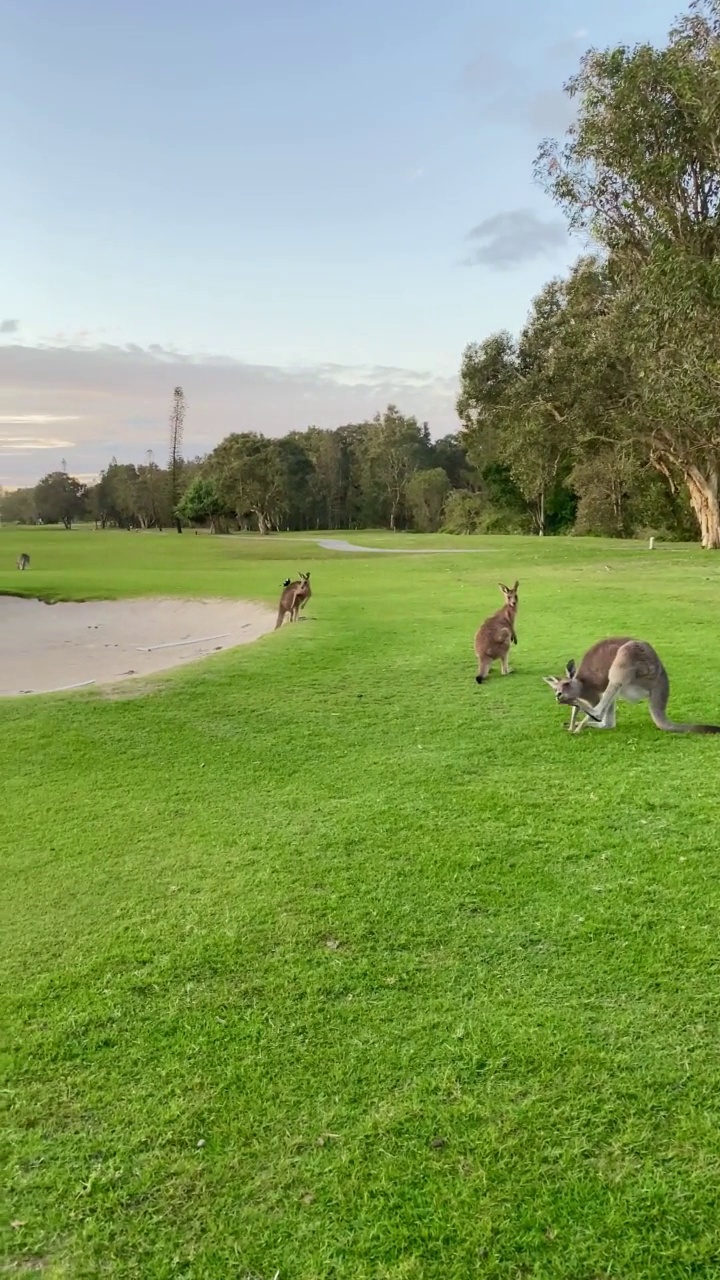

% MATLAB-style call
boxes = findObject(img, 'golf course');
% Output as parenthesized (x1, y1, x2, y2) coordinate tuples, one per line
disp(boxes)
(3, 526, 720, 1279)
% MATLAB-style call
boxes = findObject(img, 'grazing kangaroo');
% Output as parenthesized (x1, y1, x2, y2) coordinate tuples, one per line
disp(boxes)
(474, 581, 519, 684)
(274, 573, 311, 629)
(543, 637, 720, 735)
(17, 553, 30, 571)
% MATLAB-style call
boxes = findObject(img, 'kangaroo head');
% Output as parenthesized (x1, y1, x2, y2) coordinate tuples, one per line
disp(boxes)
(499, 580, 519, 610)
(542, 659, 580, 705)
(299, 572, 310, 584)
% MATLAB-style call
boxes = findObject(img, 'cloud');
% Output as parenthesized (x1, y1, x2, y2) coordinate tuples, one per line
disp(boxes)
(460, 37, 580, 138)
(0, 414, 81, 424)
(523, 89, 577, 136)
(0, 436, 77, 450)
(462, 209, 568, 269)
(0, 319, 19, 335)
(0, 340, 459, 487)
(461, 51, 516, 96)
(547, 29, 589, 60)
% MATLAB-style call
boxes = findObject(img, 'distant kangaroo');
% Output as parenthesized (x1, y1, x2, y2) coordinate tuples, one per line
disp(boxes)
(17, 553, 30, 571)
(543, 637, 720, 735)
(274, 572, 311, 629)
(474, 581, 519, 684)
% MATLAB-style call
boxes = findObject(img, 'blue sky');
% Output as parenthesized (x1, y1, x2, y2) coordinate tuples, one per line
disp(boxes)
(1, 0, 682, 486)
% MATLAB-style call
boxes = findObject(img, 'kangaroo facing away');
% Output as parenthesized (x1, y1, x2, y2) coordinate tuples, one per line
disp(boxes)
(474, 581, 519, 684)
(543, 637, 720, 735)
(17, 553, 30, 571)
(275, 572, 312, 629)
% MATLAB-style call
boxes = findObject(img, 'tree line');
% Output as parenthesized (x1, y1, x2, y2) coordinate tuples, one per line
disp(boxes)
(2, 2, 719, 544)
(0, 413, 471, 534)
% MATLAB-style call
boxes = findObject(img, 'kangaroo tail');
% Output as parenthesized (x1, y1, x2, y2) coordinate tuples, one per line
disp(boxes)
(649, 701, 720, 733)
(275, 606, 285, 630)
(649, 669, 720, 733)
(645, 675, 717, 737)
(651, 716, 720, 734)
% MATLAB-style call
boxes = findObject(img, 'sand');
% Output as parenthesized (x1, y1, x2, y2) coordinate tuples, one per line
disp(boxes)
(0, 596, 277, 697)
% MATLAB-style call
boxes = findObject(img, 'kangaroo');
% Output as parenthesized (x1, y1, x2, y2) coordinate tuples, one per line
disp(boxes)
(474, 581, 519, 684)
(274, 573, 311, 629)
(295, 571, 311, 614)
(543, 637, 720, 735)
(17, 553, 30, 571)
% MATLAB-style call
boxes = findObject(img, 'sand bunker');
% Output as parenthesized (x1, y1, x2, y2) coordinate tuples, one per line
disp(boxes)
(0, 596, 276, 697)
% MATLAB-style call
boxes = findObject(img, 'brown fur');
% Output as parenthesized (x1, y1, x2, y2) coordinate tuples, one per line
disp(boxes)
(17, 553, 30, 571)
(274, 572, 311, 629)
(543, 637, 720, 735)
(474, 581, 519, 684)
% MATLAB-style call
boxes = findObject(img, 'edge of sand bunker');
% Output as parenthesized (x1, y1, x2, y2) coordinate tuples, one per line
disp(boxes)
(0, 596, 278, 698)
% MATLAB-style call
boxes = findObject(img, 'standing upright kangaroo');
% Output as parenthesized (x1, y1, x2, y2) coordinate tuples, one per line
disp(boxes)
(295, 571, 311, 614)
(474, 581, 519, 684)
(543, 637, 720, 734)
(17, 553, 30, 571)
(275, 573, 312, 629)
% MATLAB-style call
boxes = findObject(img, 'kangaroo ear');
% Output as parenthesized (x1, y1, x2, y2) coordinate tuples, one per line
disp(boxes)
(543, 676, 560, 689)
(512, 580, 519, 591)
(499, 582, 509, 593)
(565, 659, 576, 677)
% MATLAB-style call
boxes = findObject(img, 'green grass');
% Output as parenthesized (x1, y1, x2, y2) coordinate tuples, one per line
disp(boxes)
(3, 526, 720, 1279)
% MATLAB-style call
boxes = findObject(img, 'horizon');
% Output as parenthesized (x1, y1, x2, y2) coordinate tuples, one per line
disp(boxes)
(3, 0, 681, 488)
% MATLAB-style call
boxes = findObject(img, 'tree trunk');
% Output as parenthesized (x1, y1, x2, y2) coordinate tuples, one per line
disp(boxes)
(257, 511, 268, 535)
(684, 466, 720, 549)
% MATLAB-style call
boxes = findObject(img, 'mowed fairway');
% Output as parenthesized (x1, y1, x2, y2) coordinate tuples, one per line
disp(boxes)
(3, 528, 720, 1280)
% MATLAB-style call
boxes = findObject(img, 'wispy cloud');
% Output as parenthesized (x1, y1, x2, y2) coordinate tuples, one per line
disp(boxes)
(547, 29, 589, 60)
(460, 30, 583, 138)
(462, 209, 568, 269)
(0, 340, 459, 487)
(0, 436, 77, 450)
(0, 414, 82, 425)
(0, 319, 20, 335)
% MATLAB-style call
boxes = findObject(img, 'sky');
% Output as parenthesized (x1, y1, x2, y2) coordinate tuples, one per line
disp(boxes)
(1, 0, 683, 488)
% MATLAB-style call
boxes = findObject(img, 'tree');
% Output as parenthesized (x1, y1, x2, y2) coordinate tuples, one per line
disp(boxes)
(0, 487, 37, 524)
(457, 285, 576, 534)
(135, 452, 172, 529)
(302, 427, 349, 528)
(407, 468, 451, 532)
(442, 489, 486, 535)
(364, 406, 431, 531)
(433, 435, 471, 489)
(206, 433, 285, 534)
(168, 386, 186, 533)
(536, 0, 720, 546)
(34, 471, 87, 528)
(177, 477, 226, 532)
